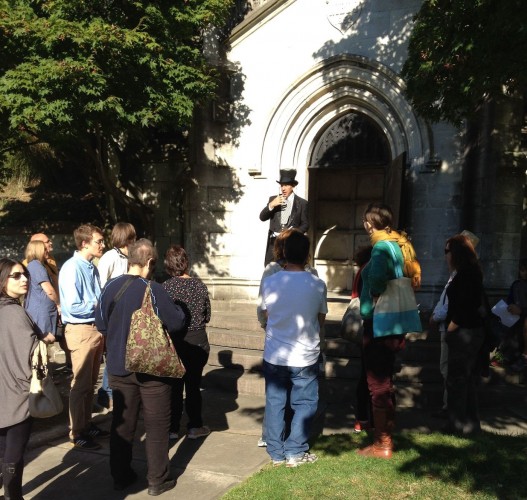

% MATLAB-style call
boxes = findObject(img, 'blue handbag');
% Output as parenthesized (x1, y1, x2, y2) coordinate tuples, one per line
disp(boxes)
(373, 242, 422, 337)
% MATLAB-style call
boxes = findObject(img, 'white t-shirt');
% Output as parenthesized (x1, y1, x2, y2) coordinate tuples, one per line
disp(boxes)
(261, 271, 328, 367)
(97, 248, 129, 287)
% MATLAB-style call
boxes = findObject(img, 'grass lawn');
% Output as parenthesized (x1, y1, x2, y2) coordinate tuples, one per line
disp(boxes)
(224, 430, 527, 499)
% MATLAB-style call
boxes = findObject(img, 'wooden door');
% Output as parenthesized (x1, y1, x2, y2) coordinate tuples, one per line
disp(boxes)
(308, 155, 405, 291)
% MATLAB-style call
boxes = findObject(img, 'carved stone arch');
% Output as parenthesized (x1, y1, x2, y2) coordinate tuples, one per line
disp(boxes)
(258, 55, 429, 290)
(259, 54, 430, 195)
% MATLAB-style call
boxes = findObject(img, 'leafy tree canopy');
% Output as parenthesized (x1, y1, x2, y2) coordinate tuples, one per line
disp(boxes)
(401, 0, 527, 125)
(0, 0, 233, 230)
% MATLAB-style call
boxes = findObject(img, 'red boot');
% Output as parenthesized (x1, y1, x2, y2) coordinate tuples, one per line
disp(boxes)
(357, 408, 394, 459)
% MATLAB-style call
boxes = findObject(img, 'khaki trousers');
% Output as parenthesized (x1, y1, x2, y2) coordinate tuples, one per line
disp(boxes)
(65, 324, 104, 440)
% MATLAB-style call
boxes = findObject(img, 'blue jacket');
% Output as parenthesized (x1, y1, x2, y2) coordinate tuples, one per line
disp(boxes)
(95, 275, 186, 376)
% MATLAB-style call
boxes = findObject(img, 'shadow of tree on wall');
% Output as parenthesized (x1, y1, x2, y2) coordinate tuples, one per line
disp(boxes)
(187, 60, 251, 276)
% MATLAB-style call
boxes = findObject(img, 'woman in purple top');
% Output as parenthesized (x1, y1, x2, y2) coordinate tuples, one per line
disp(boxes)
(163, 245, 211, 440)
(24, 240, 60, 335)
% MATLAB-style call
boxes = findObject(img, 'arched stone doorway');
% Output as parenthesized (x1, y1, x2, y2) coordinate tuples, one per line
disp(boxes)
(308, 112, 405, 291)
(257, 55, 429, 290)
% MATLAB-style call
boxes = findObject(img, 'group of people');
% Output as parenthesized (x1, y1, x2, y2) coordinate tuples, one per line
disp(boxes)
(0, 165, 504, 499)
(259, 169, 489, 464)
(0, 223, 212, 498)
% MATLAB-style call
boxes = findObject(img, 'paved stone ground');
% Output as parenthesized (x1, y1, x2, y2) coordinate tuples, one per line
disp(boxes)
(18, 361, 527, 499)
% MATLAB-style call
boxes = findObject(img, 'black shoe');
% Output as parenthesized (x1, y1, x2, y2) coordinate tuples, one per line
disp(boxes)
(148, 478, 176, 496)
(114, 471, 138, 491)
(83, 423, 110, 439)
(71, 436, 102, 450)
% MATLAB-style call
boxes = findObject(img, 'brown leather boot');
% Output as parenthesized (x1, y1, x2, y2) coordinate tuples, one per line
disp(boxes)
(357, 408, 394, 459)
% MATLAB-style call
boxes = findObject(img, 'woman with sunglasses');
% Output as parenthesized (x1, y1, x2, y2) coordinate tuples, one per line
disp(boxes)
(0, 258, 55, 499)
(442, 234, 485, 435)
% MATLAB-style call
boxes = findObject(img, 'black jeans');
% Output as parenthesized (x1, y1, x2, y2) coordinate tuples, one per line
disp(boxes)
(0, 417, 32, 464)
(170, 341, 209, 432)
(445, 327, 485, 432)
(109, 373, 171, 486)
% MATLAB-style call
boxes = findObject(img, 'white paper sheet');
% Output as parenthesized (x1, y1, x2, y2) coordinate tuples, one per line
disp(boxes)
(491, 299, 520, 328)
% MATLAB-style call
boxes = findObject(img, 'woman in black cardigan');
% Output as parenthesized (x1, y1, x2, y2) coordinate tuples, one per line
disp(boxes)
(443, 234, 485, 435)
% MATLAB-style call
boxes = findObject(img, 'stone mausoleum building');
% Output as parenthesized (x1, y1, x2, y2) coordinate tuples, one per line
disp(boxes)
(176, 0, 527, 309)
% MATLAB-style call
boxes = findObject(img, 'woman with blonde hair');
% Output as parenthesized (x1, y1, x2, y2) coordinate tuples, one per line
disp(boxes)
(24, 240, 60, 337)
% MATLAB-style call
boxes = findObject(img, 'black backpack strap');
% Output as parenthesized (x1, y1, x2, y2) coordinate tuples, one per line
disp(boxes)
(108, 276, 138, 319)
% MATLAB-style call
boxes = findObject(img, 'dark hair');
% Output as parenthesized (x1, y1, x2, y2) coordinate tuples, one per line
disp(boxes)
(353, 246, 373, 267)
(273, 228, 297, 262)
(74, 224, 103, 249)
(519, 258, 527, 270)
(363, 203, 393, 231)
(110, 222, 136, 248)
(164, 245, 189, 277)
(128, 238, 157, 267)
(284, 231, 310, 266)
(0, 258, 27, 297)
(446, 234, 481, 277)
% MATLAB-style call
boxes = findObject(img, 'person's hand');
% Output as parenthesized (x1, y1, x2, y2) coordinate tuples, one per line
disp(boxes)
(43, 333, 56, 344)
(508, 304, 521, 315)
(447, 321, 458, 333)
(269, 195, 283, 209)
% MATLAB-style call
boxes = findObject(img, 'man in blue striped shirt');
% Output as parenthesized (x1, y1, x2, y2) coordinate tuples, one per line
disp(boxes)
(59, 224, 108, 450)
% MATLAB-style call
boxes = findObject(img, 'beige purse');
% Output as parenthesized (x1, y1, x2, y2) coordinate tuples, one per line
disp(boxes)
(29, 341, 63, 418)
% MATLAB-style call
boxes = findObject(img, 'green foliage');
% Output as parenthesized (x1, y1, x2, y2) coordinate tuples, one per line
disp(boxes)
(0, 0, 233, 234)
(401, 0, 527, 124)
(0, 0, 233, 145)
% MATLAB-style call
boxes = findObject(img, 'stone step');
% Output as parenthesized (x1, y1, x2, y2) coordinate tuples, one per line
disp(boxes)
(205, 299, 525, 411)
(208, 327, 264, 351)
(207, 344, 444, 384)
(202, 363, 526, 410)
(210, 299, 350, 326)
(208, 327, 441, 363)
(209, 312, 262, 333)
(202, 364, 265, 397)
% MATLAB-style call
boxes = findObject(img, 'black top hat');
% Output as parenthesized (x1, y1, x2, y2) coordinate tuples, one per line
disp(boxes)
(276, 169, 298, 186)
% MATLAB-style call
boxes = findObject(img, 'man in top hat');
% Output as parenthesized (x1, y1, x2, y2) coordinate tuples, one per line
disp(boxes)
(259, 169, 309, 266)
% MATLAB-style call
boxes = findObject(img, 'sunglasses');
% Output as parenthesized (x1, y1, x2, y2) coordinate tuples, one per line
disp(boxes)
(9, 271, 30, 280)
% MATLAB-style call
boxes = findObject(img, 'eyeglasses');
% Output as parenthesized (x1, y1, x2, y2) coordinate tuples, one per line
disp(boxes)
(92, 239, 105, 246)
(444, 248, 451, 254)
(9, 271, 30, 280)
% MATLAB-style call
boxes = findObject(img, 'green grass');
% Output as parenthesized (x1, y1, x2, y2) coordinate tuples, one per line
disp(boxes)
(223, 431, 527, 499)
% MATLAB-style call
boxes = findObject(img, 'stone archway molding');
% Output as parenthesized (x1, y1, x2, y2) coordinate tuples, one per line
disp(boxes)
(259, 54, 429, 192)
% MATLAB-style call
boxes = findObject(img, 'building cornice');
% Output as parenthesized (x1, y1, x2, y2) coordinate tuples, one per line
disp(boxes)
(228, 0, 294, 47)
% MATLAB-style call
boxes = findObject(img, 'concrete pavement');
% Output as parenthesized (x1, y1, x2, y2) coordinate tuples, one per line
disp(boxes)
(15, 387, 527, 499)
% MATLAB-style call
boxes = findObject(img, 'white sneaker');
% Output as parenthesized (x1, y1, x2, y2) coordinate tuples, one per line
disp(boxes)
(187, 426, 210, 439)
(257, 437, 267, 447)
(286, 452, 318, 468)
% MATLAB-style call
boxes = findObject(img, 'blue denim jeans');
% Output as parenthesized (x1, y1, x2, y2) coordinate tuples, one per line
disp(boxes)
(263, 360, 319, 461)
